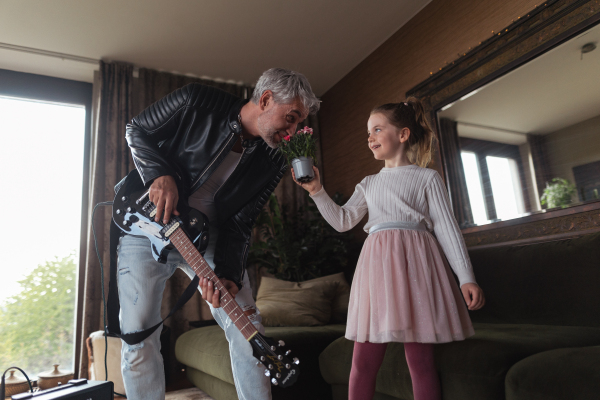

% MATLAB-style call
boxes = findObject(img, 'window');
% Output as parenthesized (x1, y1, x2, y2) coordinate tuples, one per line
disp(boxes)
(486, 156, 526, 220)
(461, 149, 526, 224)
(461, 151, 489, 225)
(0, 69, 91, 378)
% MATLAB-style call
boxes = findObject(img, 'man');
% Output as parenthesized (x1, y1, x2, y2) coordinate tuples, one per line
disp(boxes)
(116, 68, 320, 399)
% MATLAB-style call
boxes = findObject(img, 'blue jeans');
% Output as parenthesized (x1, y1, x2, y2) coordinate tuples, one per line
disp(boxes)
(116, 229, 271, 400)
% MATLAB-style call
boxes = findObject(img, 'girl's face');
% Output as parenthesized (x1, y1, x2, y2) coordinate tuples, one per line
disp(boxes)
(367, 113, 409, 161)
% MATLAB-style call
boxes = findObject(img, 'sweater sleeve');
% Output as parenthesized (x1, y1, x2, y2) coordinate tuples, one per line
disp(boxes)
(309, 182, 368, 232)
(425, 172, 477, 287)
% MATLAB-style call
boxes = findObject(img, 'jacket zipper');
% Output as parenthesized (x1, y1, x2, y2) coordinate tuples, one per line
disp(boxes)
(191, 132, 237, 191)
(240, 243, 249, 287)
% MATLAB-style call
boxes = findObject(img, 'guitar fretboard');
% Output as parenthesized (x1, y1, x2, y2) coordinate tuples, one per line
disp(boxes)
(170, 229, 258, 340)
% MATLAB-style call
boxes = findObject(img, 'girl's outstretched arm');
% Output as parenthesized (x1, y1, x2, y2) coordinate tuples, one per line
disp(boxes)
(292, 166, 368, 232)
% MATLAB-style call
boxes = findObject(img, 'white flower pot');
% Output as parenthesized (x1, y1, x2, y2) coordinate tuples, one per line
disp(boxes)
(291, 156, 315, 183)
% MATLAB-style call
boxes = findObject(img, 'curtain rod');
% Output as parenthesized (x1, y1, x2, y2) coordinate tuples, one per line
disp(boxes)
(0, 42, 250, 86)
(0, 42, 99, 64)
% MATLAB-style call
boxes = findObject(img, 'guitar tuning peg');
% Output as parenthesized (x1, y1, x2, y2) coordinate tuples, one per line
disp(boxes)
(278, 340, 285, 347)
(260, 356, 266, 362)
(293, 357, 300, 365)
(270, 346, 276, 351)
(268, 364, 273, 370)
(285, 350, 291, 356)
(275, 373, 281, 379)
(277, 355, 283, 360)
(264, 369, 270, 377)
(271, 378, 278, 386)
(285, 364, 291, 369)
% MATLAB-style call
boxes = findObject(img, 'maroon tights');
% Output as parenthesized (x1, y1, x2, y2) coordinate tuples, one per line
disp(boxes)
(348, 341, 441, 400)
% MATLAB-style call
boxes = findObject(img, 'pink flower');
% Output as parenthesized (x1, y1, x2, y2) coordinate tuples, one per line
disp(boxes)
(284, 135, 291, 141)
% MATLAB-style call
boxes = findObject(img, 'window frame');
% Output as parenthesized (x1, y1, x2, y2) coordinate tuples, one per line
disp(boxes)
(0, 68, 93, 378)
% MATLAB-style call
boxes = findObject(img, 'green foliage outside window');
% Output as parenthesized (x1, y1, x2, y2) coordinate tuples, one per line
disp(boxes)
(249, 193, 352, 282)
(0, 254, 76, 376)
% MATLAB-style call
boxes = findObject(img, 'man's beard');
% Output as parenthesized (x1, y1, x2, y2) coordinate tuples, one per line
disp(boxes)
(256, 108, 279, 149)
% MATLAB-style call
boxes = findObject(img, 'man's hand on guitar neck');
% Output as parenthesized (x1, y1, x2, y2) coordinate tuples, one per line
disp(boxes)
(201, 277, 240, 308)
(149, 175, 180, 224)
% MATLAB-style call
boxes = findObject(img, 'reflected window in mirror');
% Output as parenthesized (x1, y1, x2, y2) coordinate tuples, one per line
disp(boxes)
(437, 22, 600, 228)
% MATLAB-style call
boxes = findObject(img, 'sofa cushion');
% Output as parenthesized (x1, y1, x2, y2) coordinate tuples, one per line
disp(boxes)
(256, 277, 339, 326)
(319, 323, 600, 400)
(505, 346, 600, 400)
(302, 272, 352, 323)
(468, 231, 600, 327)
(176, 324, 346, 399)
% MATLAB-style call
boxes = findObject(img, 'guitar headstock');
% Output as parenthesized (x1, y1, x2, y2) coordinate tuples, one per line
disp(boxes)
(249, 333, 300, 388)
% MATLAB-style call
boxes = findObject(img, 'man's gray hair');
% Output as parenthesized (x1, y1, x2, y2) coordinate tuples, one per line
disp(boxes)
(251, 68, 320, 115)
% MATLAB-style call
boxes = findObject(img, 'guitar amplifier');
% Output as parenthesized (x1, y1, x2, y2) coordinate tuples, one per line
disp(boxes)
(11, 379, 113, 400)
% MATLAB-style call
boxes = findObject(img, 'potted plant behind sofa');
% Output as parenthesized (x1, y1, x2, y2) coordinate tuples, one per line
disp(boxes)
(249, 193, 352, 282)
(278, 126, 317, 183)
(540, 178, 577, 209)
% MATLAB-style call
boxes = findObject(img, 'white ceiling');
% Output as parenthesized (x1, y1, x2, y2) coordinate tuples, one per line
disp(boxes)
(0, 0, 431, 96)
(439, 22, 600, 142)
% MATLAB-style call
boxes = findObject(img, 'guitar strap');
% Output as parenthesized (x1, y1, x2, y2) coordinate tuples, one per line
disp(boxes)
(106, 220, 200, 346)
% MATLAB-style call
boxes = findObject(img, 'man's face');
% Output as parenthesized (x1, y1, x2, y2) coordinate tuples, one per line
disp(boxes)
(256, 96, 308, 149)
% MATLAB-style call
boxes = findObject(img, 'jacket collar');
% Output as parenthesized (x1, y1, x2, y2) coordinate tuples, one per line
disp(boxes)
(228, 98, 249, 134)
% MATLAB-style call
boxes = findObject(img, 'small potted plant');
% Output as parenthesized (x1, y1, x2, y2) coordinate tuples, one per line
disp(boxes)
(279, 126, 317, 182)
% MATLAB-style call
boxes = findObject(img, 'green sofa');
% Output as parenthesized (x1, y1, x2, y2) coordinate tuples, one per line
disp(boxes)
(319, 231, 600, 399)
(175, 324, 346, 399)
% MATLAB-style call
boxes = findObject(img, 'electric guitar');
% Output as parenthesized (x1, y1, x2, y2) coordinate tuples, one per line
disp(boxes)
(112, 170, 299, 388)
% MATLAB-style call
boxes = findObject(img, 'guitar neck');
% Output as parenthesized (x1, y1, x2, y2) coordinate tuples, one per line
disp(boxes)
(169, 228, 258, 340)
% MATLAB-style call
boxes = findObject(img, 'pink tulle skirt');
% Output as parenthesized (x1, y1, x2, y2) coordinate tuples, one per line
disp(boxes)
(346, 228, 474, 343)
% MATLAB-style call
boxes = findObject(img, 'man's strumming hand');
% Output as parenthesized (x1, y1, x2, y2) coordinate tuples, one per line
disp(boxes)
(149, 175, 180, 224)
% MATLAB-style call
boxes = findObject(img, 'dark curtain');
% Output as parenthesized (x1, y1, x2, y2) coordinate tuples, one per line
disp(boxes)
(77, 60, 254, 380)
(527, 133, 551, 207)
(78, 61, 134, 379)
(438, 118, 474, 227)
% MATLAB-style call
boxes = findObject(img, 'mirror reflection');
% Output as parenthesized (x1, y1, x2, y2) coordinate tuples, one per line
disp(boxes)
(437, 23, 600, 228)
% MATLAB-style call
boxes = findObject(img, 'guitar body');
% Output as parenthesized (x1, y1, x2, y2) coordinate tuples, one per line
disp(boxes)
(111, 169, 300, 388)
(113, 169, 209, 263)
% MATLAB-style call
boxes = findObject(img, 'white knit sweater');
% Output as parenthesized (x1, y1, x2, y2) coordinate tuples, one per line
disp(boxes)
(310, 164, 477, 286)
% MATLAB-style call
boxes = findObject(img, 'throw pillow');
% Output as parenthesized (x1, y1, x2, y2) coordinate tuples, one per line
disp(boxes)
(256, 277, 338, 327)
(301, 272, 351, 323)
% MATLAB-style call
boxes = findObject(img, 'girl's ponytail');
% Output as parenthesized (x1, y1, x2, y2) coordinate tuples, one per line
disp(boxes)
(406, 97, 434, 168)
(371, 97, 435, 168)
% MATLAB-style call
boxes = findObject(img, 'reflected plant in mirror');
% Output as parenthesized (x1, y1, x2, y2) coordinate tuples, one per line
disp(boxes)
(436, 22, 600, 228)
(540, 178, 577, 209)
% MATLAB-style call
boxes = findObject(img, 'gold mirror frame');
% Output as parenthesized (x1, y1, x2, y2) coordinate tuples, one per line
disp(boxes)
(407, 0, 600, 248)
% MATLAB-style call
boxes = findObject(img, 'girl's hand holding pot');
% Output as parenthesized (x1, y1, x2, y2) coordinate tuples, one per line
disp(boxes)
(292, 166, 322, 195)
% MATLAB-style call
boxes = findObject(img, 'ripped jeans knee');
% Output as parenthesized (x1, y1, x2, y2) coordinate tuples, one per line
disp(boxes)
(242, 305, 258, 322)
(121, 340, 145, 371)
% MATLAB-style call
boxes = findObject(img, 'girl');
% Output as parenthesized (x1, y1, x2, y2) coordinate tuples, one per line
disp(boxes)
(292, 98, 485, 400)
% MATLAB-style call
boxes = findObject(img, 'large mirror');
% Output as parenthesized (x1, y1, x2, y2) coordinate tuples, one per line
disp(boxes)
(436, 21, 600, 228)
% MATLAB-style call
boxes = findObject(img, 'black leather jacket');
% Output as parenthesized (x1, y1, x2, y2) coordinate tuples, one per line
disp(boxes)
(125, 83, 287, 288)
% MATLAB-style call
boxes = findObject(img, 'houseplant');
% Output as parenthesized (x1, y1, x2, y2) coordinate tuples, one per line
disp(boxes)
(540, 178, 577, 209)
(278, 126, 317, 183)
(249, 193, 352, 282)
